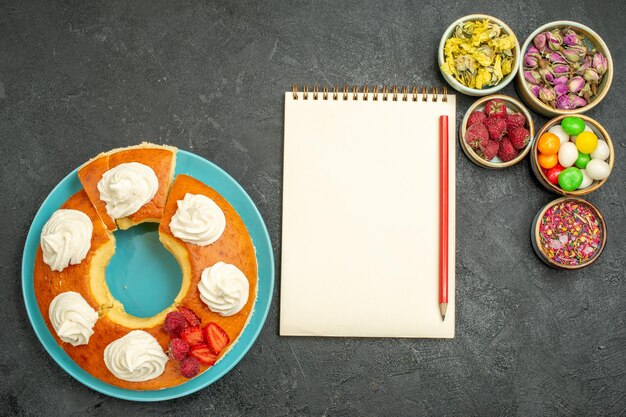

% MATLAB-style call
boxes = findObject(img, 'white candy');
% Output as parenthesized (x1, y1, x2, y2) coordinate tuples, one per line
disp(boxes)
(578, 169, 593, 189)
(590, 140, 610, 161)
(571, 125, 593, 144)
(558, 142, 578, 168)
(586, 159, 611, 180)
(548, 125, 570, 145)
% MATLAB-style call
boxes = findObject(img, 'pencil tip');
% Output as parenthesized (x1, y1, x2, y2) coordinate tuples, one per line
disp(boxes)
(439, 303, 448, 321)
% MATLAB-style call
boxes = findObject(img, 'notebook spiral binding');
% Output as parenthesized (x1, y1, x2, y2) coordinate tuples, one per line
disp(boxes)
(292, 84, 448, 102)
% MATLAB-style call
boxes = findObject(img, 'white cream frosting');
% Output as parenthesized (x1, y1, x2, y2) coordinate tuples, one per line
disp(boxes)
(48, 292, 98, 346)
(40, 209, 93, 272)
(104, 330, 168, 382)
(198, 262, 249, 316)
(169, 193, 226, 246)
(97, 162, 158, 219)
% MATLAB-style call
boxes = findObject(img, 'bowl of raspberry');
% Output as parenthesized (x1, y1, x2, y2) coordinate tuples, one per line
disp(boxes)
(460, 94, 535, 169)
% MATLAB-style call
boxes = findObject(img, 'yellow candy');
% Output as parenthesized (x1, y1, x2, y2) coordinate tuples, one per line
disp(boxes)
(576, 132, 598, 154)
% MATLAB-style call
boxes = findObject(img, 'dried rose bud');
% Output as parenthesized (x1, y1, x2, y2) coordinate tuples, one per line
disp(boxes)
(526, 45, 541, 60)
(580, 83, 592, 102)
(553, 76, 568, 85)
(571, 95, 587, 108)
(576, 56, 592, 74)
(531, 85, 541, 97)
(568, 45, 587, 58)
(562, 48, 582, 63)
(546, 30, 562, 51)
(537, 68, 554, 84)
(584, 68, 600, 83)
(555, 83, 569, 96)
(539, 86, 556, 102)
(592, 53, 608, 75)
(568, 76, 585, 94)
(556, 94, 572, 110)
(563, 31, 580, 46)
(552, 63, 570, 74)
(523, 53, 539, 69)
(556, 94, 587, 110)
(549, 51, 566, 64)
(533, 33, 547, 51)
(524, 70, 541, 84)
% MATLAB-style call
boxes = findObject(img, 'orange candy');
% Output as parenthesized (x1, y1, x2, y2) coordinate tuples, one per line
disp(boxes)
(537, 133, 560, 155)
(538, 153, 558, 169)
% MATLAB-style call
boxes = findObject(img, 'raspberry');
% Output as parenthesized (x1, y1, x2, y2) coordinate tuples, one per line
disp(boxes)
(180, 356, 200, 378)
(169, 338, 190, 361)
(479, 140, 499, 161)
(505, 113, 526, 130)
(498, 137, 519, 162)
(464, 123, 489, 150)
(508, 127, 531, 150)
(484, 99, 507, 118)
(484, 117, 506, 140)
(163, 311, 187, 337)
(467, 111, 486, 127)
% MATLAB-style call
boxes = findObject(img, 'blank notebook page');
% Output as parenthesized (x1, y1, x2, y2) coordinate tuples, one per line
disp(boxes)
(281, 90, 456, 338)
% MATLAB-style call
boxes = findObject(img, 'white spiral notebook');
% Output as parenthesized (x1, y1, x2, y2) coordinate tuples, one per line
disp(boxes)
(280, 85, 456, 338)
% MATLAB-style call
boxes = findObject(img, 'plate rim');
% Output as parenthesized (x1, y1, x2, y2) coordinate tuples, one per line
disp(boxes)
(21, 149, 275, 401)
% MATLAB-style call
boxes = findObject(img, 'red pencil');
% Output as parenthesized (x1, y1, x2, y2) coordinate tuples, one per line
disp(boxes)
(439, 115, 449, 321)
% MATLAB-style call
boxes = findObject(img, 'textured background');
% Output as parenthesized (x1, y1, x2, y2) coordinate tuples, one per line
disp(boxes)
(1, 0, 624, 416)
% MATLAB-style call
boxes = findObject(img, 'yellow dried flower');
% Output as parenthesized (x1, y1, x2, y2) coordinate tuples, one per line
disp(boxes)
(441, 19, 517, 89)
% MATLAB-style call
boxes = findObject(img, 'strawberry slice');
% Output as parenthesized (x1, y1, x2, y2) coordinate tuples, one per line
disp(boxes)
(189, 345, 217, 365)
(203, 323, 230, 355)
(180, 326, 204, 347)
(177, 306, 201, 327)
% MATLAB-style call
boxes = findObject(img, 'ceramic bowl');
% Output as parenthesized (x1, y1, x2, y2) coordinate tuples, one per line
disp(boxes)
(516, 21, 613, 117)
(438, 14, 521, 96)
(460, 94, 535, 169)
(530, 114, 614, 195)
(531, 197, 606, 270)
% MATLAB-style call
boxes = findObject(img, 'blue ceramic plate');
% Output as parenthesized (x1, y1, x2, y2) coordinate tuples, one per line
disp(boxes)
(21, 150, 274, 401)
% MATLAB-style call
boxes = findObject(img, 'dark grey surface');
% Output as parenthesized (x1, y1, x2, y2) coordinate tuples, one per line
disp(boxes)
(1, 0, 624, 416)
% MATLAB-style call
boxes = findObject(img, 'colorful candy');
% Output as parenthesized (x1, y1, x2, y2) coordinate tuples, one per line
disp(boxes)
(538, 133, 560, 155)
(548, 125, 570, 144)
(591, 140, 610, 160)
(574, 152, 591, 169)
(578, 169, 593, 189)
(558, 167, 583, 191)
(545, 164, 565, 185)
(586, 159, 611, 180)
(538, 200, 602, 266)
(575, 131, 598, 154)
(537, 117, 611, 191)
(561, 116, 586, 136)
(538, 153, 558, 169)
(557, 142, 578, 167)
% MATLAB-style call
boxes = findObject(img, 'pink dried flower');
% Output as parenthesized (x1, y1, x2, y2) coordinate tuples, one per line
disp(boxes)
(568, 76, 585, 94)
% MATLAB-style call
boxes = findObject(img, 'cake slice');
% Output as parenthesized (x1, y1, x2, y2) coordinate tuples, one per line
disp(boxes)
(78, 152, 116, 231)
(78, 143, 177, 231)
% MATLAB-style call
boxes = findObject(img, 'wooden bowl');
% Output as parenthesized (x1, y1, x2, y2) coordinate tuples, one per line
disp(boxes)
(530, 114, 614, 195)
(460, 94, 535, 169)
(531, 197, 607, 270)
(516, 21, 613, 117)
(438, 14, 521, 96)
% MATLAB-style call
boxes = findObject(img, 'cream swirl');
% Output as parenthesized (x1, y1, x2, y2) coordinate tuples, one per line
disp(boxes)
(198, 262, 249, 316)
(40, 209, 93, 272)
(48, 292, 98, 346)
(97, 162, 158, 219)
(104, 330, 168, 382)
(169, 193, 226, 246)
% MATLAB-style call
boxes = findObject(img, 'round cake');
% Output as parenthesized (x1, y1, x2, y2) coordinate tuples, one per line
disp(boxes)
(33, 144, 258, 390)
